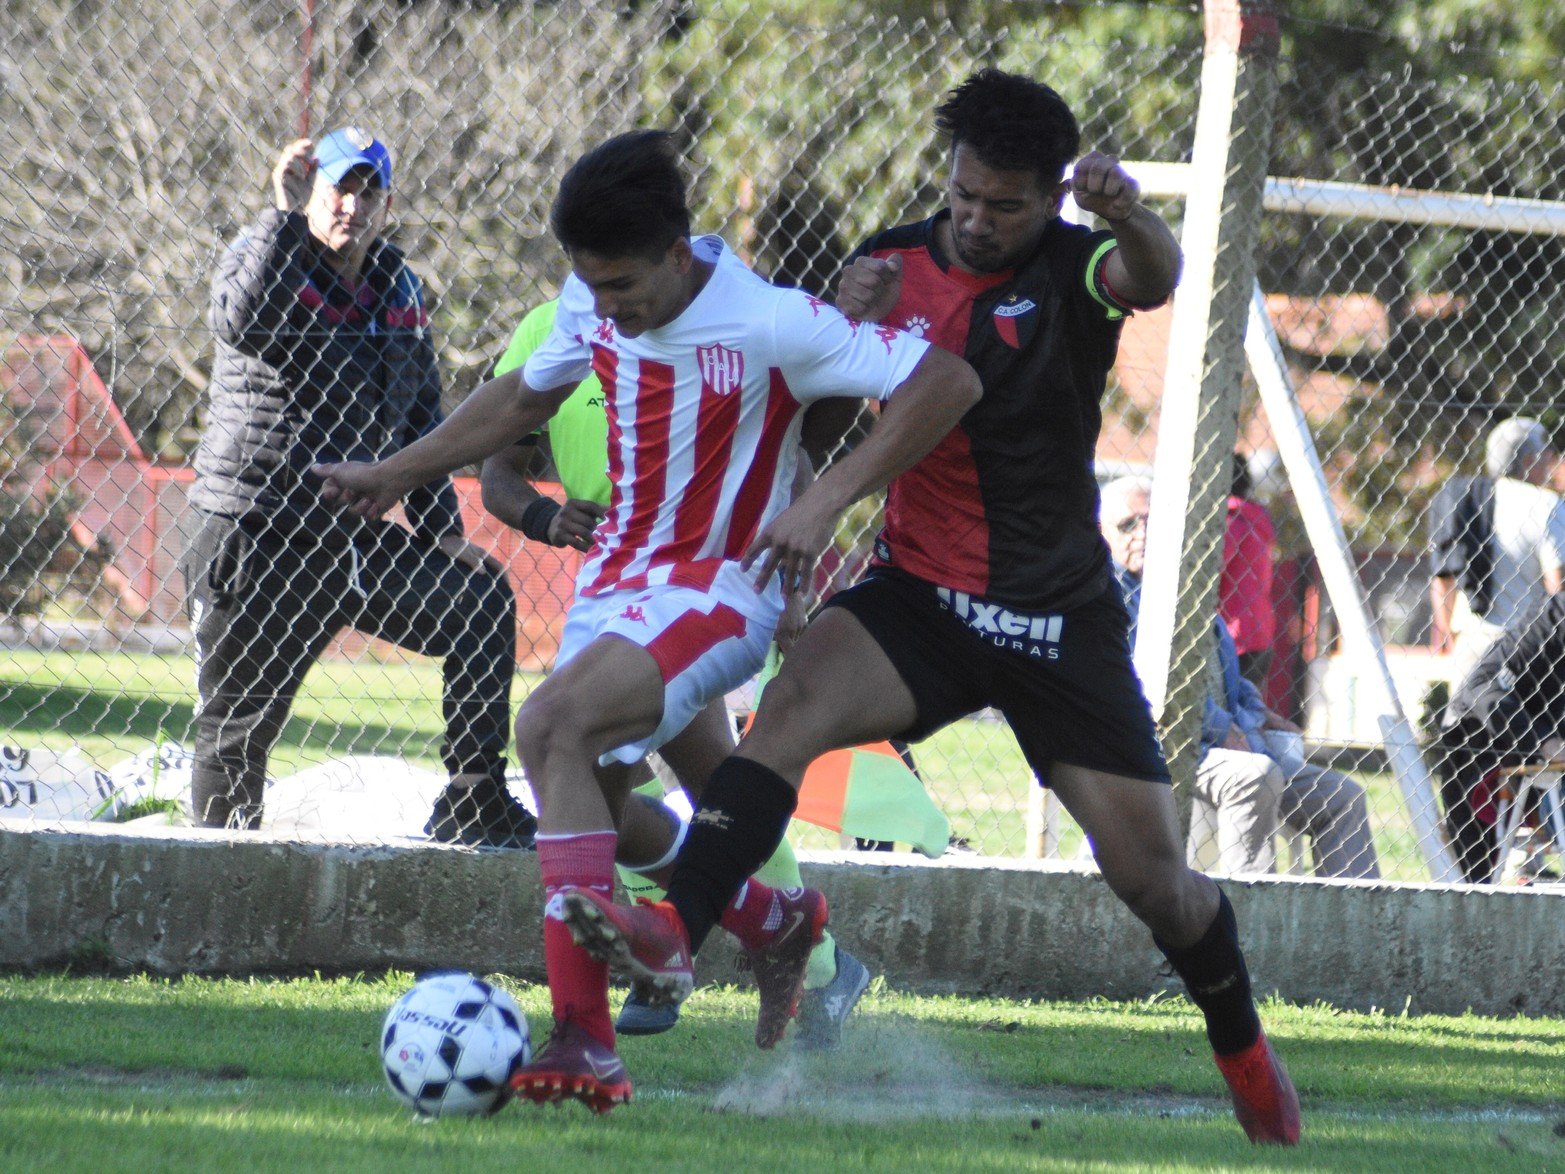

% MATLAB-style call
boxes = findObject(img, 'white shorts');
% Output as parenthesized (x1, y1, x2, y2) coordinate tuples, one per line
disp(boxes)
(557, 583, 778, 766)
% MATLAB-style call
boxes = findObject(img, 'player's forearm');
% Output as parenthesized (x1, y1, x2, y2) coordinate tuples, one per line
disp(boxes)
(799, 398, 864, 472)
(480, 453, 546, 531)
(381, 372, 557, 492)
(799, 349, 980, 516)
(1104, 204, 1183, 307)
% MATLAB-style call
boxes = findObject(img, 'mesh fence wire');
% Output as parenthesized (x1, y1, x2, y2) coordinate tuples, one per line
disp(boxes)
(1, 0, 1562, 883)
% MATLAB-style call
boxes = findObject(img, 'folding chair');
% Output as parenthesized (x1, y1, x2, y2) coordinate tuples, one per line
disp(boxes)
(1491, 760, 1565, 884)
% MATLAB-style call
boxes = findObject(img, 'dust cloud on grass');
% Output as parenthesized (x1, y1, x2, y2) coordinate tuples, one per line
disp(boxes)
(710, 1011, 1008, 1122)
(702, 1013, 1565, 1135)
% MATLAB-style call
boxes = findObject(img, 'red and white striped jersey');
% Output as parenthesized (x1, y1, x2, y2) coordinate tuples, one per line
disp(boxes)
(522, 236, 929, 615)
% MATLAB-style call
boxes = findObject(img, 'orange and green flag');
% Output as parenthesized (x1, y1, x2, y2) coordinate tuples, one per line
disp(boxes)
(754, 645, 950, 857)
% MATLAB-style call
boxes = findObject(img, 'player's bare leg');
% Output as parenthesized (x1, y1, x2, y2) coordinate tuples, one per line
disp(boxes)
(611, 700, 866, 1044)
(737, 609, 921, 779)
(642, 609, 914, 1045)
(1053, 766, 1300, 1145)
(508, 635, 663, 1113)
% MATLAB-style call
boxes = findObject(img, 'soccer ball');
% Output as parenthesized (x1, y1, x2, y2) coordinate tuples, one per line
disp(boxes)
(380, 972, 531, 1117)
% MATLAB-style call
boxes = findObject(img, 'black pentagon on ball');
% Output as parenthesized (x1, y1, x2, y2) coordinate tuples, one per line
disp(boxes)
(438, 1035, 462, 1069)
(471, 978, 494, 998)
(419, 1080, 448, 1102)
(382, 1022, 397, 1051)
(495, 1006, 520, 1032)
(453, 1000, 484, 1021)
(387, 1069, 411, 1096)
(462, 1075, 497, 1094)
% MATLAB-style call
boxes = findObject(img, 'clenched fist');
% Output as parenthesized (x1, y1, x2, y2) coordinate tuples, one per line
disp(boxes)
(1070, 151, 1141, 223)
(836, 253, 903, 324)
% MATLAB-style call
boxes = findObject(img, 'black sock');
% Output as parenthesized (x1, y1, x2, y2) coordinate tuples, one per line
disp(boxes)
(664, 757, 797, 954)
(1154, 889, 1261, 1056)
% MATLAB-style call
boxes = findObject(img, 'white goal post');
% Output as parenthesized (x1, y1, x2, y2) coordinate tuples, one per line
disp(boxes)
(1033, 164, 1564, 879)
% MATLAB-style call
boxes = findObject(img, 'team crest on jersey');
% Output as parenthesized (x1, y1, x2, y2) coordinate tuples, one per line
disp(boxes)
(992, 296, 1038, 350)
(697, 343, 745, 396)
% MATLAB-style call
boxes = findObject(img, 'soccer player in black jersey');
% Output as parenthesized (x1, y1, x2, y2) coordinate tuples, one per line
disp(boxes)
(559, 70, 1300, 1145)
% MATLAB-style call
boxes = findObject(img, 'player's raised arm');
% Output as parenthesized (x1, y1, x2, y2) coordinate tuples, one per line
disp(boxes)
(744, 344, 980, 593)
(1070, 150, 1182, 308)
(313, 370, 571, 519)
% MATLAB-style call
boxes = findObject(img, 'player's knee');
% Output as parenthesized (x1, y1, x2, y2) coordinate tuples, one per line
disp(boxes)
(754, 662, 840, 732)
(1102, 850, 1195, 926)
(513, 694, 575, 766)
(740, 675, 832, 770)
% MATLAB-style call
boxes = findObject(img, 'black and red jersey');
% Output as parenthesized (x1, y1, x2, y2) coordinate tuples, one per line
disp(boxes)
(852, 212, 1134, 612)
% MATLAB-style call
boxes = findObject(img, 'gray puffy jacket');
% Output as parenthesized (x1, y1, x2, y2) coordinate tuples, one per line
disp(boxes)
(193, 207, 462, 543)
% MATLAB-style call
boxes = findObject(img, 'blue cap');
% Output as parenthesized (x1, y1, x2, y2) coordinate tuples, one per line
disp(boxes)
(314, 126, 392, 189)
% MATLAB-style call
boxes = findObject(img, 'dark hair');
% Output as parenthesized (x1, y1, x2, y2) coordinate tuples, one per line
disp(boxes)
(1231, 451, 1253, 500)
(934, 69, 1081, 186)
(550, 129, 690, 259)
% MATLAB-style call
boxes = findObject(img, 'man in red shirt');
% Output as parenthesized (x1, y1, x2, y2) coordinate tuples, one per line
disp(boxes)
(1220, 452, 1278, 687)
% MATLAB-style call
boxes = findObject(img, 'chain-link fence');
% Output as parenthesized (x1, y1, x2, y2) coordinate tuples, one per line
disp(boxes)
(2, 0, 1562, 884)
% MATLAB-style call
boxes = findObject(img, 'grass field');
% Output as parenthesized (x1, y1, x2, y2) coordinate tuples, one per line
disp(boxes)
(1, 972, 1560, 1171)
(0, 649, 1437, 875)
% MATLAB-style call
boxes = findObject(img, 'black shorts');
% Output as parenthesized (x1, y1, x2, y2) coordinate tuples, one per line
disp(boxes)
(822, 569, 1170, 787)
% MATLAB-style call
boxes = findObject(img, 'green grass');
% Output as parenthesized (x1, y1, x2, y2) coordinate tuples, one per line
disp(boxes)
(1, 650, 1428, 875)
(0, 649, 543, 781)
(0, 973, 1560, 1171)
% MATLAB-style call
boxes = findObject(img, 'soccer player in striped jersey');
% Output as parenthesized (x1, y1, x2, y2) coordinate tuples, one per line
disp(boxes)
(314, 130, 980, 1112)
(480, 298, 873, 1045)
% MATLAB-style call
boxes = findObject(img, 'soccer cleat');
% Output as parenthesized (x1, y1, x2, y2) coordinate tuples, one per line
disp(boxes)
(746, 886, 829, 1050)
(795, 944, 872, 1051)
(557, 888, 695, 1009)
(425, 780, 538, 850)
(1213, 1032, 1301, 1145)
(615, 988, 681, 1036)
(508, 1017, 632, 1114)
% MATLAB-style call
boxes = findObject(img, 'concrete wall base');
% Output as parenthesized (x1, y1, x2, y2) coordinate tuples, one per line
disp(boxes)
(3, 824, 1561, 1017)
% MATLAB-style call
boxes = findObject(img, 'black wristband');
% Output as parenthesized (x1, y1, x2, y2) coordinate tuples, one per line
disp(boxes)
(520, 497, 563, 545)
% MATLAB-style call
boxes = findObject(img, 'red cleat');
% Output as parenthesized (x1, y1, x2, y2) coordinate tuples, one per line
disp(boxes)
(745, 886, 829, 1050)
(557, 887, 695, 1009)
(508, 1018, 632, 1114)
(1213, 1032, 1301, 1145)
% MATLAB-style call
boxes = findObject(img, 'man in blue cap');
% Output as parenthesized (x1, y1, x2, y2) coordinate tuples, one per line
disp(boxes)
(183, 128, 535, 847)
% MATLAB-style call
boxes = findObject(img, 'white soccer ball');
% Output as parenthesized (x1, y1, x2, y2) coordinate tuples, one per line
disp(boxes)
(380, 972, 531, 1117)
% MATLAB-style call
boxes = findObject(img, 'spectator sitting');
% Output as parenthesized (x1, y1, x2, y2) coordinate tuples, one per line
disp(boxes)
(1430, 416, 1565, 671)
(1102, 477, 1380, 879)
(1437, 592, 1565, 883)
(1220, 451, 1276, 690)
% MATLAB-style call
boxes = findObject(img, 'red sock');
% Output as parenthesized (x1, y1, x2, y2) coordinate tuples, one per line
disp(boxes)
(718, 878, 782, 950)
(537, 831, 618, 1048)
